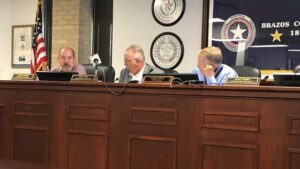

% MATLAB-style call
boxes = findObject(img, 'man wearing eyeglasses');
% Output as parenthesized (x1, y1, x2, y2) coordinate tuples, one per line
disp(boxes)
(119, 44, 163, 83)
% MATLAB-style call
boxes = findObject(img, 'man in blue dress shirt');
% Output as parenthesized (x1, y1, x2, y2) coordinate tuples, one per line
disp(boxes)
(192, 46, 238, 85)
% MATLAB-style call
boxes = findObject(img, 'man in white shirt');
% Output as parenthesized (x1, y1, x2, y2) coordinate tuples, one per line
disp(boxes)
(119, 45, 163, 83)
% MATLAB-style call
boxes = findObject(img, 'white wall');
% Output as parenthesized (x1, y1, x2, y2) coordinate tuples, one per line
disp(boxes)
(0, 0, 35, 80)
(0, 0, 203, 80)
(112, 0, 203, 78)
(0, 0, 12, 80)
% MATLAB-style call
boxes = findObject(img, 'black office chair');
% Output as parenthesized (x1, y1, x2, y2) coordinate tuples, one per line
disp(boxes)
(83, 63, 115, 82)
(160, 68, 178, 74)
(232, 66, 261, 77)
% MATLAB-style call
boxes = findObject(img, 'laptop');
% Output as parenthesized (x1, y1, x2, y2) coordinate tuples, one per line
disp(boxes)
(143, 73, 202, 84)
(37, 71, 78, 81)
(273, 73, 300, 86)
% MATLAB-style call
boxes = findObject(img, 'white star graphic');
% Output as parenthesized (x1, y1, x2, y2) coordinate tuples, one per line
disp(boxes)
(230, 23, 246, 40)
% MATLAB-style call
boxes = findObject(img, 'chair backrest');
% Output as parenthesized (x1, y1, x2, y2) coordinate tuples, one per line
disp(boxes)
(83, 64, 115, 82)
(232, 66, 261, 77)
(160, 68, 178, 74)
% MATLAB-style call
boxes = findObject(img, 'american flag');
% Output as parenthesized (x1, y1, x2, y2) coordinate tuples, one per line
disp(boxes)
(30, 0, 47, 74)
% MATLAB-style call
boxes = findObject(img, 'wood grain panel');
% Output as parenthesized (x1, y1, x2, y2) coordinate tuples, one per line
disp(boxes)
(201, 142, 258, 169)
(13, 101, 49, 117)
(129, 107, 177, 126)
(0, 104, 3, 113)
(67, 130, 108, 169)
(67, 104, 110, 121)
(287, 148, 300, 169)
(0, 104, 3, 158)
(128, 135, 176, 169)
(288, 114, 300, 135)
(13, 126, 49, 164)
(202, 111, 260, 132)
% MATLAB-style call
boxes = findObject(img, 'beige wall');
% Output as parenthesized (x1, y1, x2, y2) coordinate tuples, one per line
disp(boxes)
(51, 0, 92, 68)
(0, 0, 35, 80)
(78, 0, 93, 64)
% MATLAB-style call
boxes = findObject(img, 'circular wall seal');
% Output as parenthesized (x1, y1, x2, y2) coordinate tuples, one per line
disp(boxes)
(150, 32, 184, 69)
(152, 0, 186, 26)
(221, 14, 256, 52)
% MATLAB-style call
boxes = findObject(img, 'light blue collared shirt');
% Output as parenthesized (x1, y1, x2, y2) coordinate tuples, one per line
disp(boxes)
(192, 64, 238, 85)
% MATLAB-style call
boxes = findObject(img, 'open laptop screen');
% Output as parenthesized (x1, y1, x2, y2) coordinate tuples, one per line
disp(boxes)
(273, 73, 300, 86)
(143, 73, 202, 84)
(37, 71, 78, 81)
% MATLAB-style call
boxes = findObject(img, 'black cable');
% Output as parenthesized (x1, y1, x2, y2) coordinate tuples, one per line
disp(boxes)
(100, 68, 128, 95)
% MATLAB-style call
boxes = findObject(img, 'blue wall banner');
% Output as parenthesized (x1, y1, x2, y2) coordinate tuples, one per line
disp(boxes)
(210, 0, 300, 70)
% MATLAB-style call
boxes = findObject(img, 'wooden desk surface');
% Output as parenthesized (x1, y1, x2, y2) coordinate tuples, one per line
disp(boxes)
(0, 159, 64, 169)
(0, 81, 299, 169)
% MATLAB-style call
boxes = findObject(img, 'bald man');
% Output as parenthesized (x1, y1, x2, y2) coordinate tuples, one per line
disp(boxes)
(51, 47, 87, 75)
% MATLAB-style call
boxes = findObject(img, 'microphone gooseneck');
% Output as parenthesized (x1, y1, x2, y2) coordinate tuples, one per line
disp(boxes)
(295, 67, 300, 76)
(262, 75, 269, 81)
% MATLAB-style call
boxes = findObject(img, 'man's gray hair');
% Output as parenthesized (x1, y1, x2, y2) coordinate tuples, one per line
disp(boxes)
(199, 46, 223, 64)
(125, 44, 145, 62)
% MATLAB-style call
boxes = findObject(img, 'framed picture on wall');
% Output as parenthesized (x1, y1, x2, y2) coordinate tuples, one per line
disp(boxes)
(150, 32, 184, 69)
(152, 0, 186, 26)
(11, 25, 34, 68)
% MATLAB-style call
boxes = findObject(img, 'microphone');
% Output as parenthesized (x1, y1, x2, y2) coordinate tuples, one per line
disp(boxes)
(90, 53, 101, 67)
(261, 75, 269, 81)
(295, 67, 300, 75)
(89, 54, 101, 76)
(93, 58, 99, 65)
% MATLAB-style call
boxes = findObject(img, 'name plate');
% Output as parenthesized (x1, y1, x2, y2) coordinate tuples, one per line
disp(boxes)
(142, 76, 174, 84)
(12, 73, 35, 80)
(71, 75, 97, 81)
(225, 77, 260, 86)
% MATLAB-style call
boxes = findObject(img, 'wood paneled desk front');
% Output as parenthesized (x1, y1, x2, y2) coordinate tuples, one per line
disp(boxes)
(0, 81, 299, 169)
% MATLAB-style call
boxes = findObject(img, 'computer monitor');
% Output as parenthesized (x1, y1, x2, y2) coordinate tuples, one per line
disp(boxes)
(37, 71, 78, 81)
(142, 73, 202, 84)
(273, 73, 300, 86)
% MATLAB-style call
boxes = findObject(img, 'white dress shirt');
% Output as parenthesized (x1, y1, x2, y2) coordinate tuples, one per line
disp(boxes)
(129, 65, 145, 83)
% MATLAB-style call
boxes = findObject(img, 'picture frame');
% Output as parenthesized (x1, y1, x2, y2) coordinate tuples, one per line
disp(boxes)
(152, 0, 186, 26)
(11, 25, 34, 68)
(150, 32, 184, 69)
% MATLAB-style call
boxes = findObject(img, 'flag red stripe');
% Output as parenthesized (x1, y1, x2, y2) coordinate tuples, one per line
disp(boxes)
(30, 0, 47, 74)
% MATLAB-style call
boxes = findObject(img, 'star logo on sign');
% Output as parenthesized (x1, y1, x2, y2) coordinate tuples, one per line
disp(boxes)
(270, 29, 283, 42)
(230, 23, 246, 40)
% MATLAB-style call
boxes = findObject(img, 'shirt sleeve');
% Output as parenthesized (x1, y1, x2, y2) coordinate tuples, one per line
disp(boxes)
(206, 76, 218, 85)
(191, 68, 198, 74)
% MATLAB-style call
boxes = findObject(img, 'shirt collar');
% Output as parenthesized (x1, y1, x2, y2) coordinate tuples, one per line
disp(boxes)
(129, 64, 145, 83)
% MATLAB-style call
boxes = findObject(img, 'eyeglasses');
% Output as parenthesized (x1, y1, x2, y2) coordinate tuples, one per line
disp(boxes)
(124, 56, 141, 63)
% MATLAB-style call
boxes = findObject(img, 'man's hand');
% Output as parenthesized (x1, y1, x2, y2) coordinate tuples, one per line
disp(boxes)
(203, 65, 215, 78)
